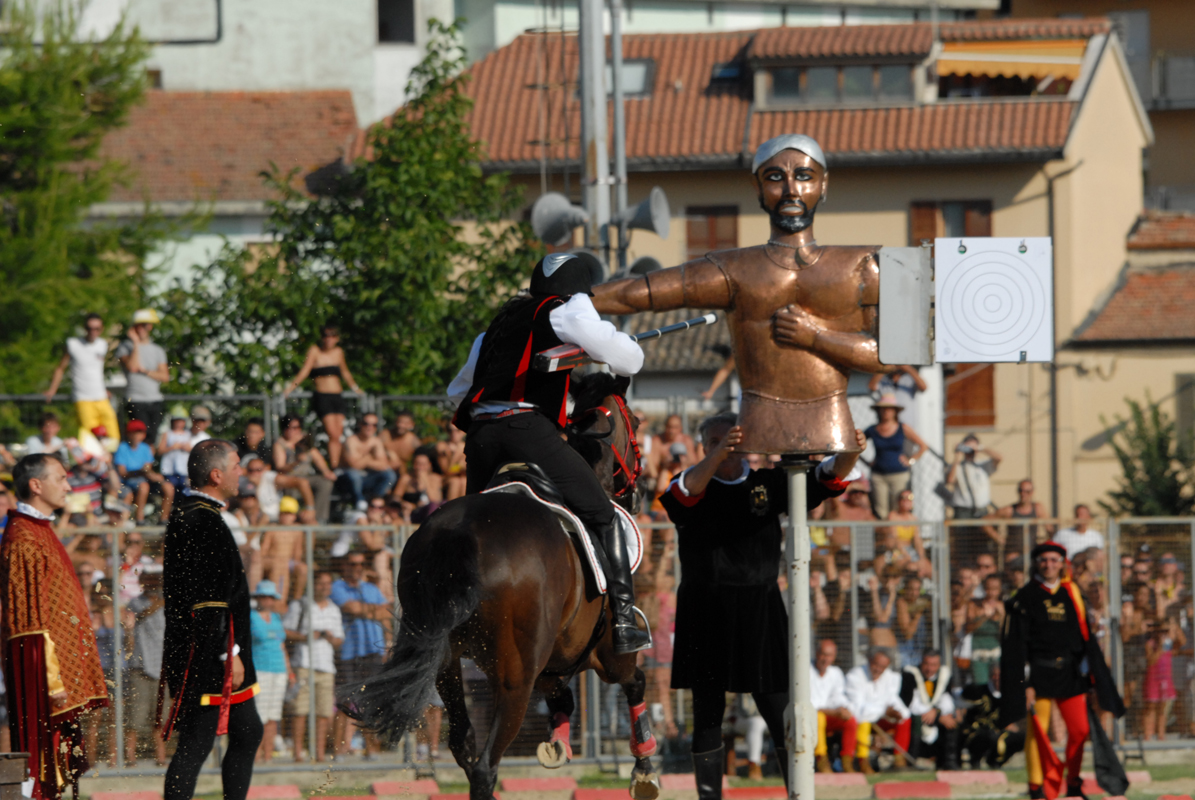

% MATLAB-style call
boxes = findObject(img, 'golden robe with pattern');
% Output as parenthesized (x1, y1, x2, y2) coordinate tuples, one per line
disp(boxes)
(1, 511, 108, 799)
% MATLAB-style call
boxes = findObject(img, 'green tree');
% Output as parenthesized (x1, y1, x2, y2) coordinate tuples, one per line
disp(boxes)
(0, 1, 168, 394)
(1099, 395, 1195, 517)
(155, 20, 542, 396)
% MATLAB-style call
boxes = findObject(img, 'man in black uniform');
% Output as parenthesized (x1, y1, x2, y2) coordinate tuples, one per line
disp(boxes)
(162, 439, 262, 800)
(448, 253, 649, 654)
(1000, 542, 1124, 800)
(959, 663, 1023, 768)
(899, 649, 960, 770)
(659, 413, 864, 800)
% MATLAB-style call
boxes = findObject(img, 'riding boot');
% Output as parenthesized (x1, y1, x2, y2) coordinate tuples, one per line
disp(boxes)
(773, 748, 789, 790)
(599, 518, 651, 654)
(692, 747, 723, 800)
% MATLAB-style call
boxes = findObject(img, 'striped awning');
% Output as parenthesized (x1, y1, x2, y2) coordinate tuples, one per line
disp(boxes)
(937, 39, 1087, 81)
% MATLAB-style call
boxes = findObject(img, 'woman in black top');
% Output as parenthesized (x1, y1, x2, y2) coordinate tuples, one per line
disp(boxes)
(283, 324, 362, 468)
(659, 413, 864, 800)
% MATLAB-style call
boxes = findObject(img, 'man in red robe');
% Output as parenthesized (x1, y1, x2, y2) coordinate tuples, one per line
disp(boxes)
(2, 454, 108, 799)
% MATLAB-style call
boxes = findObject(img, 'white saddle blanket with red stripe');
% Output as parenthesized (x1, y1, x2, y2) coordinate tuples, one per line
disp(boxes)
(479, 483, 643, 594)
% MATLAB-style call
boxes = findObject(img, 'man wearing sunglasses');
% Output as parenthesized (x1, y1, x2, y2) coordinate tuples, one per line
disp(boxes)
(44, 312, 120, 439)
(1000, 542, 1125, 800)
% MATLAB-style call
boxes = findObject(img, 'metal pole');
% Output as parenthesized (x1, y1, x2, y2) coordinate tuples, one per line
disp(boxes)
(112, 531, 125, 768)
(306, 525, 317, 762)
(849, 524, 859, 667)
(938, 520, 951, 660)
(609, 0, 629, 272)
(930, 523, 940, 652)
(785, 463, 814, 800)
(578, 0, 610, 249)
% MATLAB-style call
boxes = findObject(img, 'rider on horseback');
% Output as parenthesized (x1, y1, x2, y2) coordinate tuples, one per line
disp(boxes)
(448, 252, 652, 655)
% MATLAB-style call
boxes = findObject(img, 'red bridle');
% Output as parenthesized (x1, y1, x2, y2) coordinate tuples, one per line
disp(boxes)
(571, 395, 642, 498)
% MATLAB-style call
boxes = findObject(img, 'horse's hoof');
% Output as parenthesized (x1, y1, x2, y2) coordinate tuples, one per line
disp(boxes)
(537, 739, 571, 769)
(629, 768, 660, 800)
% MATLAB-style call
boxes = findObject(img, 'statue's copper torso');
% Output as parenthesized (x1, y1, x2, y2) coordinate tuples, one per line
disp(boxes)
(709, 244, 879, 403)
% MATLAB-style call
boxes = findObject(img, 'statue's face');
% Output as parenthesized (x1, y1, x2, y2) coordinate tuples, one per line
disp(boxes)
(753, 149, 827, 234)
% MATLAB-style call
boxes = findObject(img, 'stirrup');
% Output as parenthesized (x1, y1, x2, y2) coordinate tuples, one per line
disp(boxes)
(612, 623, 652, 654)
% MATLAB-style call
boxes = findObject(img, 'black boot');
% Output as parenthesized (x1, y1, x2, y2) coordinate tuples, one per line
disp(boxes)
(599, 519, 651, 654)
(938, 724, 961, 771)
(692, 746, 723, 800)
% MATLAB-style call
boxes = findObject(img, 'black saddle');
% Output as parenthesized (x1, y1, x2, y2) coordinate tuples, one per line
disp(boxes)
(485, 461, 566, 507)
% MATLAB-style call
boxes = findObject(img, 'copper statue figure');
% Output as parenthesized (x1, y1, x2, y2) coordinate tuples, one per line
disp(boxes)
(592, 134, 891, 455)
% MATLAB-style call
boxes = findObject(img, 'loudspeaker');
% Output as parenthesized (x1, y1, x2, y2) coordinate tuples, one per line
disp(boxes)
(613, 186, 670, 240)
(629, 256, 662, 276)
(531, 192, 589, 246)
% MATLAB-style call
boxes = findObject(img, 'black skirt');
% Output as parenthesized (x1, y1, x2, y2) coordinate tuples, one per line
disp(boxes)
(671, 581, 790, 694)
(312, 391, 347, 418)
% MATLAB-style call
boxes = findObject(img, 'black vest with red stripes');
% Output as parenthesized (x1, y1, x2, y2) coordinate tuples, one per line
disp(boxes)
(454, 294, 572, 430)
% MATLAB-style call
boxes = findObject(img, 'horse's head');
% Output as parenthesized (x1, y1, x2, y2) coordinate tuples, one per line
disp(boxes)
(566, 372, 640, 510)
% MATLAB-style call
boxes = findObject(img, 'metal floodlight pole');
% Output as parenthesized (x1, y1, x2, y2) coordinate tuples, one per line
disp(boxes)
(785, 462, 815, 799)
(578, 0, 610, 251)
(609, 0, 629, 272)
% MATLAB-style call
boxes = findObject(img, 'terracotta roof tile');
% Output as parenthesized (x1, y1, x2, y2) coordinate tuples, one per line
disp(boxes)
(101, 91, 359, 203)
(634, 308, 732, 372)
(748, 18, 1109, 62)
(1126, 211, 1195, 250)
(452, 29, 1077, 170)
(1075, 266, 1195, 344)
(750, 100, 1075, 163)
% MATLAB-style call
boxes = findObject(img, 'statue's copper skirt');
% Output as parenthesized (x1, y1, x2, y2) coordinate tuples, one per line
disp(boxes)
(736, 388, 862, 456)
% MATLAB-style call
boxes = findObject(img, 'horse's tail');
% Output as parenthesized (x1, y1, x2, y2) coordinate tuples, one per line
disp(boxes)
(340, 520, 480, 738)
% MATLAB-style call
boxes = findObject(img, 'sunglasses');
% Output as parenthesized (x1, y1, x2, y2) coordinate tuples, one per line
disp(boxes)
(361, 422, 377, 427)
(248, 467, 265, 473)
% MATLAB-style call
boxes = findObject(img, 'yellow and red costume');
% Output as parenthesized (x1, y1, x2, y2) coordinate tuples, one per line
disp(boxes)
(1, 509, 108, 800)
(1000, 542, 1125, 800)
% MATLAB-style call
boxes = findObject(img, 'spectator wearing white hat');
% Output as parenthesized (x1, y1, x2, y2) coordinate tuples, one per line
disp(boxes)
(116, 309, 170, 441)
(863, 395, 927, 520)
(44, 312, 120, 438)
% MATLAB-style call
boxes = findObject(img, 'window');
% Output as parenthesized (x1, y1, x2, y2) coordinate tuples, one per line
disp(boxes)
(378, 0, 415, 43)
(1178, 374, 1195, 455)
(909, 200, 991, 244)
(686, 206, 738, 261)
(945, 363, 995, 429)
(604, 60, 654, 96)
(913, 201, 996, 430)
(768, 64, 914, 105)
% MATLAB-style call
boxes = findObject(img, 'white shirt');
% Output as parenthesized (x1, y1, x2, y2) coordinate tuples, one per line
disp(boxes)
(24, 435, 64, 455)
(284, 599, 344, 673)
(950, 458, 997, 510)
(65, 337, 109, 401)
(1055, 527, 1105, 558)
(903, 667, 956, 716)
(15, 502, 53, 521)
(845, 664, 909, 724)
(253, 471, 281, 521)
(810, 663, 849, 712)
(448, 294, 644, 414)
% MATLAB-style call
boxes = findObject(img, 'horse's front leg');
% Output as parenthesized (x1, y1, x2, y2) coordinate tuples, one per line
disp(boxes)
(623, 666, 661, 800)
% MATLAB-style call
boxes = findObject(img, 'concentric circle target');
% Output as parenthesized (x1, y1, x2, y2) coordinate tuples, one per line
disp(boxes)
(938, 250, 1046, 357)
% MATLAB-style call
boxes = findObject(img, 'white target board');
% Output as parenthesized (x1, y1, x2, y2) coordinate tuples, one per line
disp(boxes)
(935, 237, 1053, 363)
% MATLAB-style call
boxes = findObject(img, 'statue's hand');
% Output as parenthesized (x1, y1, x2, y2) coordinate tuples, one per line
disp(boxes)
(772, 304, 822, 349)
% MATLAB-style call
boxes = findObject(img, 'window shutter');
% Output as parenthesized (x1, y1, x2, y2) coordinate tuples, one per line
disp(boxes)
(909, 202, 939, 246)
(945, 363, 995, 429)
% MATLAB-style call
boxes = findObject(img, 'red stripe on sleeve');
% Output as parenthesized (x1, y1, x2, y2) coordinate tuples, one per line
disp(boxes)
(669, 479, 704, 507)
(821, 476, 850, 493)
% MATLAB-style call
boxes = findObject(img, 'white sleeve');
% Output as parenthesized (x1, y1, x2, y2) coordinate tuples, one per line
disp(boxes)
(448, 333, 485, 406)
(889, 674, 911, 720)
(549, 294, 644, 377)
(844, 669, 865, 719)
(828, 670, 849, 709)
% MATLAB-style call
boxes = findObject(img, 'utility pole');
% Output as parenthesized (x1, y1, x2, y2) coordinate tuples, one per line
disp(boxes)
(609, 0, 629, 271)
(578, 0, 610, 251)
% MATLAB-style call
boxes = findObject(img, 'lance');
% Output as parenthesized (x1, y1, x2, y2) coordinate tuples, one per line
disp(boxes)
(533, 313, 718, 373)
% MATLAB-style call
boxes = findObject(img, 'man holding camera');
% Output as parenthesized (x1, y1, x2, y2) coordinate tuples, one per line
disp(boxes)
(945, 434, 1001, 561)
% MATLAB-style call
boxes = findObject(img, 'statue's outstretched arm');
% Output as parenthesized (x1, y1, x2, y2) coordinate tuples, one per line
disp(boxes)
(592, 259, 732, 314)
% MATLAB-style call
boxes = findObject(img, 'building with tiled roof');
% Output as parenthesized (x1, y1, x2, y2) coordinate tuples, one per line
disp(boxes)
(428, 16, 1164, 515)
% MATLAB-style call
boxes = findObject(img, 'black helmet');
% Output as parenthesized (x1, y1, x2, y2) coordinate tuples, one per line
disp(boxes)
(530, 252, 602, 297)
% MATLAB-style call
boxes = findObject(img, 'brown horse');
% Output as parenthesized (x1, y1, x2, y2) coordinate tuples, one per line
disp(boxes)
(345, 373, 659, 800)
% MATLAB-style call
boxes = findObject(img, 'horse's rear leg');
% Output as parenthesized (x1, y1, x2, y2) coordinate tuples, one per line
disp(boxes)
(471, 672, 536, 800)
(535, 677, 575, 768)
(438, 658, 478, 781)
(623, 667, 661, 800)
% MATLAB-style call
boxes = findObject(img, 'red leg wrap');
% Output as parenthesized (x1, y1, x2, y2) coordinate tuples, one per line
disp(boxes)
(550, 712, 574, 760)
(629, 701, 657, 757)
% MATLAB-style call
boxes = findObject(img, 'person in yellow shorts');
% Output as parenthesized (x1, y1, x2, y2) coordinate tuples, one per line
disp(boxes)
(44, 312, 119, 438)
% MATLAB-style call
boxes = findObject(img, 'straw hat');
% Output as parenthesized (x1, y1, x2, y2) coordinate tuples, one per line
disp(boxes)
(871, 394, 904, 411)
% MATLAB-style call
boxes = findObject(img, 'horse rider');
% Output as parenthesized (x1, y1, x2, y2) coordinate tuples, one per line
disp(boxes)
(448, 253, 651, 655)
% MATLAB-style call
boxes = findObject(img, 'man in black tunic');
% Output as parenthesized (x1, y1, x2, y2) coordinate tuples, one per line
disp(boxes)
(162, 439, 263, 800)
(1000, 542, 1124, 800)
(659, 413, 863, 800)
